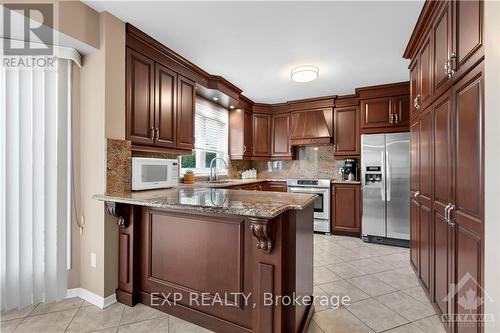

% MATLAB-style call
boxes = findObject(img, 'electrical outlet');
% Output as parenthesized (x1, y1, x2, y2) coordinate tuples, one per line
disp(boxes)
(90, 253, 97, 268)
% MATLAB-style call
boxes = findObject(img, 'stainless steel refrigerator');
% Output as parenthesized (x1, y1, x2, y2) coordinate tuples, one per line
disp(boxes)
(361, 133, 410, 246)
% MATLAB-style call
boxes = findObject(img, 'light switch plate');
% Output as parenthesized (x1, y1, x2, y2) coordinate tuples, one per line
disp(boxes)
(90, 253, 97, 268)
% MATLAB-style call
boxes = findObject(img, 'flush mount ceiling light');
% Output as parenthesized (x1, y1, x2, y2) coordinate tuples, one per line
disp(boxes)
(291, 65, 319, 83)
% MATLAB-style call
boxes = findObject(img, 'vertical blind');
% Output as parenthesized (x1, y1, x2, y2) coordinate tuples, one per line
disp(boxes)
(194, 99, 228, 154)
(0, 56, 73, 310)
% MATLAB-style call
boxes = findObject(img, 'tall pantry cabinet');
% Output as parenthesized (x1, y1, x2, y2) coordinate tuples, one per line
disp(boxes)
(405, 0, 484, 332)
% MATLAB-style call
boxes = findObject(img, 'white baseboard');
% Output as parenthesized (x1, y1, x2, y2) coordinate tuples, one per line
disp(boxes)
(66, 288, 116, 309)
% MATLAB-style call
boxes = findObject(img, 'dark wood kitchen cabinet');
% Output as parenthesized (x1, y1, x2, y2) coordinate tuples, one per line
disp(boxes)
(333, 106, 359, 156)
(331, 184, 360, 236)
(451, 63, 484, 333)
(453, 0, 483, 80)
(417, 108, 432, 295)
(154, 63, 177, 148)
(229, 108, 253, 160)
(432, 1, 453, 98)
(126, 48, 195, 152)
(176, 75, 195, 150)
(358, 82, 410, 134)
(265, 181, 287, 192)
(252, 113, 272, 158)
(410, 119, 420, 270)
(406, 0, 483, 115)
(431, 90, 453, 318)
(360, 95, 410, 132)
(126, 48, 155, 146)
(271, 113, 292, 158)
(405, 2, 484, 329)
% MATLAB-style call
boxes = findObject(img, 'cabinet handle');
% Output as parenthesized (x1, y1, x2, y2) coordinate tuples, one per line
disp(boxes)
(444, 203, 451, 221)
(414, 95, 421, 110)
(243, 145, 246, 153)
(445, 53, 456, 79)
(155, 127, 160, 141)
(414, 191, 420, 199)
(150, 127, 155, 141)
(448, 204, 455, 226)
(394, 113, 399, 123)
(333, 144, 336, 152)
(389, 112, 393, 124)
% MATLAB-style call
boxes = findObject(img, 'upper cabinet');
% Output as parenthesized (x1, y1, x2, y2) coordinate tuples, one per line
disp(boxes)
(404, 0, 483, 118)
(333, 105, 359, 156)
(252, 113, 272, 158)
(176, 76, 195, 150)
(126, 49, 155, 146)
(453, 0, 483, 78)
(358, 82, 410, 134)
(271, 113, 292, 158)
(229, 108, 253, 160)
(126, 42, 196, 152)
(290, 108, 333, 145)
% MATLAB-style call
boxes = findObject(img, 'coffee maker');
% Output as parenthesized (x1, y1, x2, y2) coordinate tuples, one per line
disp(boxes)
(340, 158, 359, 181)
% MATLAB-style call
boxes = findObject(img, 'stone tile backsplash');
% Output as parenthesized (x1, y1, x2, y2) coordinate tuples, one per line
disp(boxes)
(251, 145, 339, 179)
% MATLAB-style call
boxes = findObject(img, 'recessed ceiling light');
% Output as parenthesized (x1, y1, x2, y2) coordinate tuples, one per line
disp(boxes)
(229, 105, 235, 109)
(291, 65, 319, 83)
(236, 108, 241, 112)
(213, 97, 219, 101)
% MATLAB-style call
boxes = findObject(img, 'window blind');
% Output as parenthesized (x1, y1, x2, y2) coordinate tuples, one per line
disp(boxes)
(194, 99, 228, 154)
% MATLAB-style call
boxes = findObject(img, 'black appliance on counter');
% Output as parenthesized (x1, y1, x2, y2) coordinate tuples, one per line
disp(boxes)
(340, 158, 359, 181)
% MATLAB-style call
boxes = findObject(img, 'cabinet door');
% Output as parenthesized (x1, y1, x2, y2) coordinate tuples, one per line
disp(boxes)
(126, 48, 155, 146)
(361, 97, 392, 129)
(176, 75, 195, 150)
(418, 109, 433, 294)
(265, 181, 287, 192)
(433, 1, 453, 95)
(419, 33, 433, 110)
(452, 64, 483, 333)
(252, 114, 271, 157)
(431, 91, 453, 317)
(410, 119, 420, 270)
(244, 110, 253, 157)
(333, 106, 359, 155)
(271, 113, 291, 157)
(154, 63, 177, 148)
(332, 185, 360, 234)
(409, 58, 420, 120)
(392, 95, 409, 126)
(229, 109, 245, 158)
(453, 0, 483, 79)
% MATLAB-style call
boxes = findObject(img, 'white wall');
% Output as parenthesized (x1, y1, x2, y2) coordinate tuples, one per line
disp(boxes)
(484, 0, 500, 331)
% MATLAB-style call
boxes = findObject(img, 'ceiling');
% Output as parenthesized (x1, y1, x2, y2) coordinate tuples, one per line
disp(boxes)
(84, 1, 423, 104)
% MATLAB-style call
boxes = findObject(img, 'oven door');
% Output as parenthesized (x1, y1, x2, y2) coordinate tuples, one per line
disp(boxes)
(287, 186, 330, 220)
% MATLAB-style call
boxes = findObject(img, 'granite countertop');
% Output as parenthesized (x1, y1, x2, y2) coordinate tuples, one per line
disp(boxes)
(180, 178, 273, 188)
(94, 187, 316, 219)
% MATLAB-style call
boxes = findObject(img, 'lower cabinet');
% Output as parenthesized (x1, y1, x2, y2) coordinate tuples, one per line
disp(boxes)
(265, 181, 287, 192)
(331, 184, 360, 235)
(233, 181, 287, 192)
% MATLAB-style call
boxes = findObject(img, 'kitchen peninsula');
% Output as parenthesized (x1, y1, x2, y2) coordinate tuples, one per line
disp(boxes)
(95, 187, 316, 333)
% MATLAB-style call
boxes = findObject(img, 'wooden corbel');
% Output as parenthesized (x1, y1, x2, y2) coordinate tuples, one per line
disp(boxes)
(105, 201, 129, 228)
(249, 217, 273, 254)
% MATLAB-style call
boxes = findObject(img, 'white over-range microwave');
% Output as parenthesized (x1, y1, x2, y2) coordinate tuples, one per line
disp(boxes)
(132, 157, 179, 191)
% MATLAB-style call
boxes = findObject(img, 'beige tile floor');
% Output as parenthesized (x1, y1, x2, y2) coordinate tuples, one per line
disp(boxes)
(311, 234, 446, 333)
(0, 234, 445, 333)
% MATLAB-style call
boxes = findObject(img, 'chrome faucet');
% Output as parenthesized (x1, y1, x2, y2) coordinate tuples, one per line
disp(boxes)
(209, 157, 228, 182)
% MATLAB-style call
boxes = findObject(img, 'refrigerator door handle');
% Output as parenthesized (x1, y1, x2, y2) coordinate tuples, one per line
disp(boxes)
(380, 151, 386, 201)
(386, 150, 391, 202)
